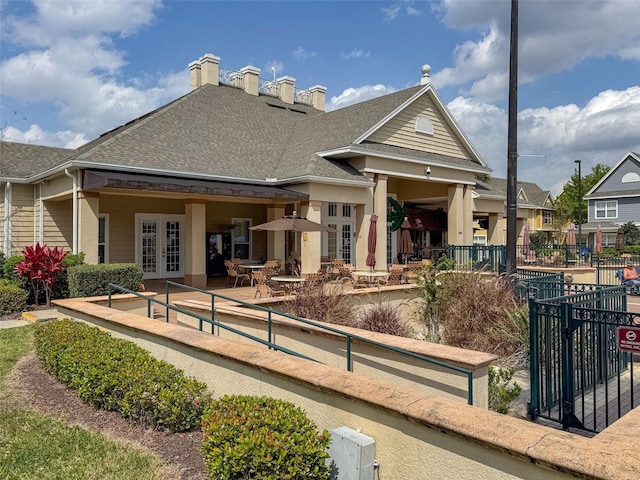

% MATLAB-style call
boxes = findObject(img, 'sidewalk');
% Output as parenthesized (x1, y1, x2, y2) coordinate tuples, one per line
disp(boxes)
(0, 308, 58, 329)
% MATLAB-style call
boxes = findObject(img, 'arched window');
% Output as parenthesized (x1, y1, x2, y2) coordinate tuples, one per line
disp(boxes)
(415, 116, 434, 135)
(621, 172, 640, 183)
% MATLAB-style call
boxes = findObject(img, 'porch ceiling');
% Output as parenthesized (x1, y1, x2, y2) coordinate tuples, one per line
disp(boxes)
(82, 170, 308, 201)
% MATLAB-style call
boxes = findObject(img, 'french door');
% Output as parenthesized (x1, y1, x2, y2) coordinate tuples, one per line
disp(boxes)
(135, 214, 184, 279)
(327, 222, 354, 264)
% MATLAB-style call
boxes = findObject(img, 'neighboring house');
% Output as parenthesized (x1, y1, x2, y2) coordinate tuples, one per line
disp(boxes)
(473, 178, 554, 245)
(583, 151, 640, 248)
(1, 53, 540, 288)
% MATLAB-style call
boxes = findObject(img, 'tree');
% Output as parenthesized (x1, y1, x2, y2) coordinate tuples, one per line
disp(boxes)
(15, 243, 67, 306)
(621, 221, 640, 246)
(553, 163, 610, 228)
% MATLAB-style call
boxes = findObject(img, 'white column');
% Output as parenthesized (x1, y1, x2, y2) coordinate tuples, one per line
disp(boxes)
(300, 201, 322, 274)
(78, 191, 100, 264)
(447, 184, 464, 245)
(374, 174, 388, 270)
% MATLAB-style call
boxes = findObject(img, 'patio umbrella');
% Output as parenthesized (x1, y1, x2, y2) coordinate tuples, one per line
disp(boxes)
(521, 224, 530, 256)
(250, 211, 336, 233)
(615, 227, 625, 251)
(366, 214, 378, 270)
(566, 223, 577, 254)
(399, 217, 413, 263)
(594, 224, 603, 254)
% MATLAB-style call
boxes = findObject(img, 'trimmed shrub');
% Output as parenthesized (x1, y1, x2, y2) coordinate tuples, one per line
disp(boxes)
(0, 279, 29, 314)
(201, 395, 330, 479)
(34, 319, 211, 432)
(50, 252, 87, 300)
(3, 255, 25, 283)
(67, 263, 143, 297)
(357, 302, 412, 337)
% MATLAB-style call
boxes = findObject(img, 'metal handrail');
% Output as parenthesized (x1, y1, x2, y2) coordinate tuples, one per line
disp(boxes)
(107, 281, 475, 405)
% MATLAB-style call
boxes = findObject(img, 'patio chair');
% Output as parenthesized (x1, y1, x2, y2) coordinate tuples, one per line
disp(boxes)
(253, 271, 286, 298)
(387, 265, 405, 285)
(304, 272, 325, 288)
(226, 264, 250, 288)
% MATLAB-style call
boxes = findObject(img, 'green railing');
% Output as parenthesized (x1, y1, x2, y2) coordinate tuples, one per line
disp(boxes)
(446, 245, 506, 272)
(528, 284, 632, 433)
(107, 281, 475, 405)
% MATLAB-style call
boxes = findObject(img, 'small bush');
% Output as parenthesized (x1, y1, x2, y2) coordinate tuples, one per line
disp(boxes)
(3, 255, 25, 283)
(34, 319, 211, 432)
(67, 263, 143, 297)
(357, 302, 412, 337)
(286, 282, 355, 326)
(488, 365, 522, 414)
(201, 395, 330, 479)
(0, 279, 29, 314)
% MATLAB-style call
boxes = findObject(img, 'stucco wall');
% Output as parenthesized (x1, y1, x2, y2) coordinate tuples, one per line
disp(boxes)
(52, 297, 639, 480)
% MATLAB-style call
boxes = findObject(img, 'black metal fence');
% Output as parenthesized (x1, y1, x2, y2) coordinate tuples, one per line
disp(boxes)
(528, 285, 640, 434)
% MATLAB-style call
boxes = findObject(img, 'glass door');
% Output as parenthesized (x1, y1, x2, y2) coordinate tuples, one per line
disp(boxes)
(136, 214, 184, 279)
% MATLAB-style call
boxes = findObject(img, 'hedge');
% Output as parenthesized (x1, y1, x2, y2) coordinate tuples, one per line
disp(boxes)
(34, 319, 211, 432)
(67, 263, 143, 297)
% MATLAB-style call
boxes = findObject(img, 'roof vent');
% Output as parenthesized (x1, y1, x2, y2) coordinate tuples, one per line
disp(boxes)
(415, 116, 433, 135)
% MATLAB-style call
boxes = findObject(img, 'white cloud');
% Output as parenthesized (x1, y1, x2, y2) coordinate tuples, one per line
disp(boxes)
(292, 47, 317, 61)
(327, 85, 397, 111)
(3, 124, 88, 149)
(340, 49, 371, 60)
(448, 86, 640, 195)
(382, 1, 422, 21)
(0, 0, 182, 145)
(433, 0, 640, 100)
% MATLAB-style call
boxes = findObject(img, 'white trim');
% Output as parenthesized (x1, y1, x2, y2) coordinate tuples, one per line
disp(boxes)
(351, 84, 488, 167)
(3, 182, 11, 255)
(38, 183, 44, 244)
(231, 217, 253, 260)
(318, 146, 490, 175)
(134, 213, 185, 279)
(594, 200, 618, 220)
(587, 192, 640, 200)
(585, 151, 640, 197)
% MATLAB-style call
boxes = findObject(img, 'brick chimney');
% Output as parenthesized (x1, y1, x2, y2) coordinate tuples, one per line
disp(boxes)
(277, 76, 296, 104)
(189, 53, 220, 91)
(241, 65, 260, 96)
(309, 85, 327, 112)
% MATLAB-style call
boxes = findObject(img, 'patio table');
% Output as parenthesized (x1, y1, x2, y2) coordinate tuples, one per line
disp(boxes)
(353, 271, 390, 287)
(270, 275, 305, 294)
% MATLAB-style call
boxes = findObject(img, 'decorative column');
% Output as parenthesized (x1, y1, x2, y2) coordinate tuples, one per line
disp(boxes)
(463, 185, 474, 245)
(184, 199, 207, 289)
(487, 213, 502, 245)
(266, 204, 286, 264)
(78, 191, 100, 264)
(447, 184, 464, 245)
(300, 200, 322, 274)
(374, 174, 388, 270)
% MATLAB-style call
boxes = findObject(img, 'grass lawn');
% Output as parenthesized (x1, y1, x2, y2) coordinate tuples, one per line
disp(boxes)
(0, 325, 167, 480)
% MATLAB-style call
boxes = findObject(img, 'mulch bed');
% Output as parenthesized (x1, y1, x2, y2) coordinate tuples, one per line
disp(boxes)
(6, 352, 208, 480)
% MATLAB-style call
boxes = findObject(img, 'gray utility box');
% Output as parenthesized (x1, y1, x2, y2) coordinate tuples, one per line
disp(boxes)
(327, 426, 375, 480)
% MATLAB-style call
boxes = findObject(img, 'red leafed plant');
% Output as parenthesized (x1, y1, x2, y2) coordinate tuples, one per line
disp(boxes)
(15, 243, 67, 306)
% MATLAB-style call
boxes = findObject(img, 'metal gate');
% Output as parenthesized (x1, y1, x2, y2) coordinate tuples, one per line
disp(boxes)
(529, 286, 640, 433)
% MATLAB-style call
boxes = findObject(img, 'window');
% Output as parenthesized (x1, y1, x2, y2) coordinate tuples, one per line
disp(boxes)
(473, 234, 487, 245)
(543, 211, 553, 225)
(602, 233, 615, 247)
(231, 218, 251, 259)
(342, 204, 351, 217)
(328, 203, 337, 217)
(594, 200, 617, 219)
(415, 116, 434, 135)
(98, 214, 109, 263)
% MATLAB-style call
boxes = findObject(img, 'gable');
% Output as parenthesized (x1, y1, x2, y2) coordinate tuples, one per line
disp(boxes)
(366, 94, 473, 160)
(590, 154, 640, 197)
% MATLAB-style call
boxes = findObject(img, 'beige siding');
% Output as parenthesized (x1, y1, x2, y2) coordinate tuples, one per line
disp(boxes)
(11, 184, 36, 255)
(368, 95, 472, 159)
(43, 199, 72, 250)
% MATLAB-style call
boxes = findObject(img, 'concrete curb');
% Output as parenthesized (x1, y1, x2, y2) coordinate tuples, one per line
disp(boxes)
(21, 309, 58, 324)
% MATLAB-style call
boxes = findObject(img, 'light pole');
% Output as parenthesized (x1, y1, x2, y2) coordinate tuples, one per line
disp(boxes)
(574, 159, 582, 249)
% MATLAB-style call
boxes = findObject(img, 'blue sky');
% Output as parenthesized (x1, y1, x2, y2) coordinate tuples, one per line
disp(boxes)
(1, 0, 639, 195)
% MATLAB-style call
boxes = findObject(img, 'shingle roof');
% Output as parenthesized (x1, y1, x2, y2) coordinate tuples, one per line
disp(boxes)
(476, 177, 551, 207)
(0, 141, 76, 179)
(1, 82, 488, 185)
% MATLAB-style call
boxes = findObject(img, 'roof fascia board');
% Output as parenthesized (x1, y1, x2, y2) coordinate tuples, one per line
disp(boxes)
(360, 167, 475, 186)
(585, 151, 639, 196)
(352, 84, 488, 167)
(27, 161, 373, 189)
(585, 192, 640, 200)
(317, 146, 490, 175)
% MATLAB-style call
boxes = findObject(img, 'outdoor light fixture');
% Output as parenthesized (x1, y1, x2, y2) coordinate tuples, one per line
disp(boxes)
(425, 166, 431, 177)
